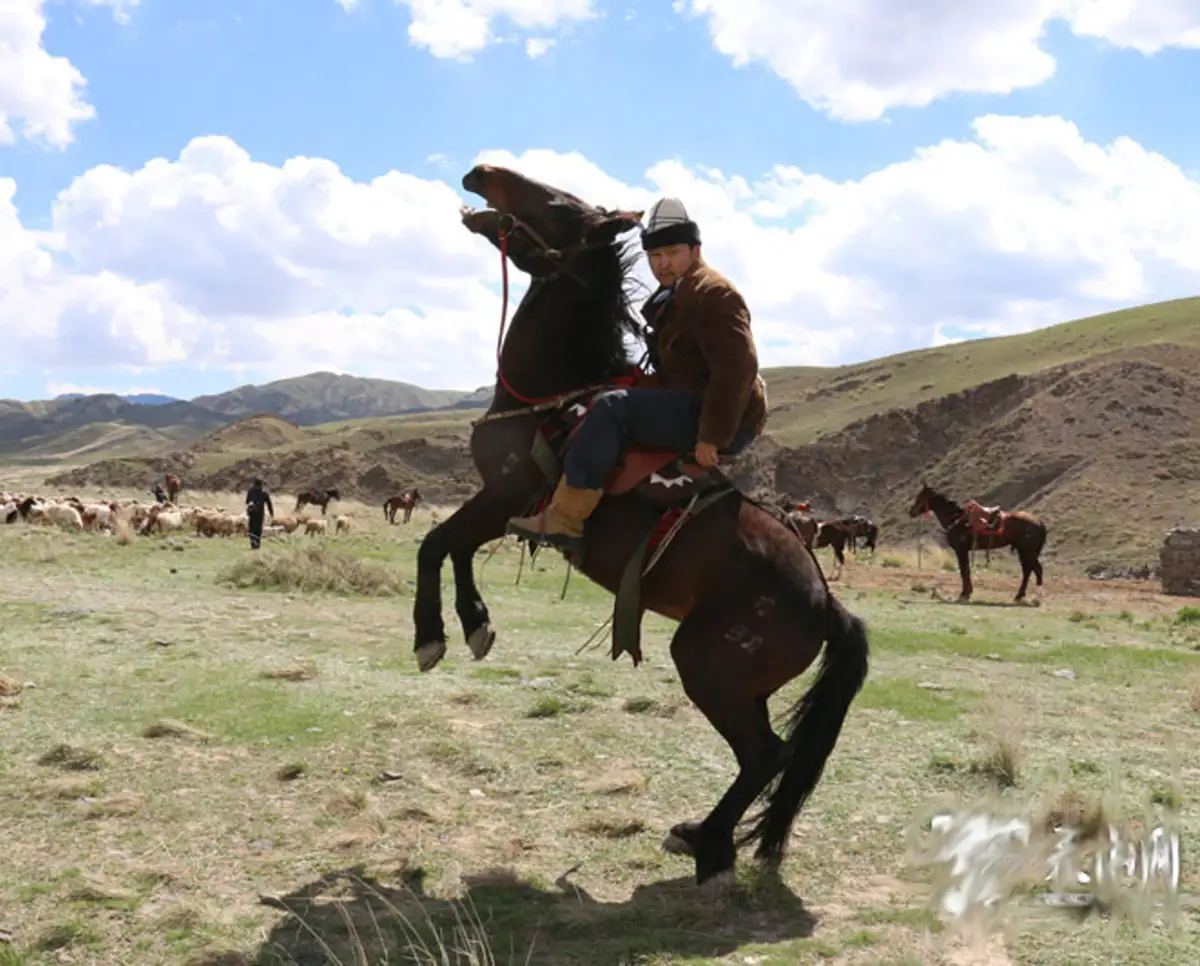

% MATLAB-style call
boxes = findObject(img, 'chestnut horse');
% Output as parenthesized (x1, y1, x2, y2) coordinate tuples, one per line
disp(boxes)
(908, 482, 1046, 602)
(295, 487, 340, 515)
(164, 473, 182, 503)
(411, 163, 870, 885)
(383, 488, 422, 524)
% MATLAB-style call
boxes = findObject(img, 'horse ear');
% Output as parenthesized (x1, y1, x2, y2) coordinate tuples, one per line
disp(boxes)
(585, 209, 644, 244)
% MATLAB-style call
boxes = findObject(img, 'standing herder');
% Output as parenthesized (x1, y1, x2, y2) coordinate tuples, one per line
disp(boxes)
(245, 477, 274, 550)
(506, 197, 768, 555)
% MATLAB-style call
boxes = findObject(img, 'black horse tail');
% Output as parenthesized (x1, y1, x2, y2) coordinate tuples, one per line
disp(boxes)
(382, 498, 390, 519)
(739, 595, 870, 862)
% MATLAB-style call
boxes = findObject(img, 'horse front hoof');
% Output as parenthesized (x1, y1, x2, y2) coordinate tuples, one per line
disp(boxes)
(467, 623, 496, 661)
(663, 820, 702, 857)
(415, 640, 447, 672)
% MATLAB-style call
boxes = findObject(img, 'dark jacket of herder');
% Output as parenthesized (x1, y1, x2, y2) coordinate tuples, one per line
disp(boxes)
(640, 259, 768, 450)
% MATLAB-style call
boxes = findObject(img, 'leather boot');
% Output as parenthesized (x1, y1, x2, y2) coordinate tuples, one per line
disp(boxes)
(507, 476, 603, 553)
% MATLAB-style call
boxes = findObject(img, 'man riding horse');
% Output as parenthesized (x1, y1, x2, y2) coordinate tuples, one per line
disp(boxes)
(506, 197, 767, 552)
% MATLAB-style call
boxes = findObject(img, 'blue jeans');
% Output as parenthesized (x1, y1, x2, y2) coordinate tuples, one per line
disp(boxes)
(563, 387, 756, 490)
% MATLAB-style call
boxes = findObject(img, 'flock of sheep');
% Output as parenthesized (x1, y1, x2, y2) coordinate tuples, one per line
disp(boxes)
(0, 490, 355, 540)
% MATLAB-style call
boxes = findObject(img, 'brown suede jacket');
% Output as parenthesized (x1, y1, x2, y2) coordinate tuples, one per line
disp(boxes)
(640, 259, 768, 450)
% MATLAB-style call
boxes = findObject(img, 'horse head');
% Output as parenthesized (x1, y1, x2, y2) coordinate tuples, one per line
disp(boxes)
(908, 481, 935, 518)
(460, 163, 642, 279)
(459, 163, 648, 401)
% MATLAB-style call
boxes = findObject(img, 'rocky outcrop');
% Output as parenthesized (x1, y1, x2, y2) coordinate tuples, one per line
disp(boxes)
(1160, 528, 1200, 597)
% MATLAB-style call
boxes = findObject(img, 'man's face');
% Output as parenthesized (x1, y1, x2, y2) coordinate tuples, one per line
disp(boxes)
(647, 243, 699, 286)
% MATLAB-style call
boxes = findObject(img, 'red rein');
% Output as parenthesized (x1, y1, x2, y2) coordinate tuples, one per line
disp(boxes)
(492, 227, 637, 407)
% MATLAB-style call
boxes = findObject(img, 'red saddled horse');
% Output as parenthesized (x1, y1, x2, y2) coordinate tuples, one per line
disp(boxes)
(909, 482, 1047, 602)
(383, 488, 422, 524)
(411, 163, 870, 885)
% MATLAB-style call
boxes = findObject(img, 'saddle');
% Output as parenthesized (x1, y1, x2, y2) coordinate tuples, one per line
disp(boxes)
(527, 388, 744, 669)
(964, 500, 1004, 534)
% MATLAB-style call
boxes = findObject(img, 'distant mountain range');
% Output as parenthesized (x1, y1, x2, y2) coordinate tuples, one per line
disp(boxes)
(0, 371, 493, 455)
(55, 392, 181, 406)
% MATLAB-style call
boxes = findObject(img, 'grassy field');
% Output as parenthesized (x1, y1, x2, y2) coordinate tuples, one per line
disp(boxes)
(2, 482, 1200, 965)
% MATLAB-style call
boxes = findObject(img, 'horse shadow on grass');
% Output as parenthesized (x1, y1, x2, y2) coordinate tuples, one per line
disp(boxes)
(219, 861, 817, 966)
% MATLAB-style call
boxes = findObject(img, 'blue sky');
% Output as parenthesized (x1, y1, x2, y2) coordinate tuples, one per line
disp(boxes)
(2, 0, 1199, 401)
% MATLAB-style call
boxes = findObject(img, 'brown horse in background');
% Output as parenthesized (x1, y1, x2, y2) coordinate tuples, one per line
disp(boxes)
(842, 515, 877, 553)
(411, 163, 870, 885)
(909, 482, 1047, 602)
(164, 473, 182, 503)
(814, 521, 850, 579)
(384, 488, 422, 524)
(295, 487, 340, 515)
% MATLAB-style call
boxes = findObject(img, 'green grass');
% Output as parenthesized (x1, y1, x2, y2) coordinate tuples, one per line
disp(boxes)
(1, 494, 1199, 965)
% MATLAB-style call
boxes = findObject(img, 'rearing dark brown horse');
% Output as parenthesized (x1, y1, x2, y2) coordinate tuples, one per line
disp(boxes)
(411, 163, 870, 886)
(908, 482, 1047, 602)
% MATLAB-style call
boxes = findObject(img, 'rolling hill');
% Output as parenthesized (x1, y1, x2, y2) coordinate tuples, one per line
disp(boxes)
(0, 371, 492, 463)
(190, 371, 488, 425)
(18, 295, 1200, 571)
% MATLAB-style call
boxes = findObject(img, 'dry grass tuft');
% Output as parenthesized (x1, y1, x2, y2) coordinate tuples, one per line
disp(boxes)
(970, 724, 1023, 788)
(581, 767, 647, 796)
(76, 790, 145, 818)
(0, 674, 22, 696)
(324, 788, 372, 819)
(37, 743, 103, 771)
(1188, 674, 1200, 713)
(276, 762, 307, 782)
(67, 874, 138, 905)
(260, 661, 318, 681)
(217, 545, 407, 596)
(141, 718, 213, 741)
(576, 814, 647, 839)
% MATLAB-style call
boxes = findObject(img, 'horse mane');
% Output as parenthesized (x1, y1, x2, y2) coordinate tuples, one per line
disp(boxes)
(924, 486, 964, 516)
(566, 236, 648, 381)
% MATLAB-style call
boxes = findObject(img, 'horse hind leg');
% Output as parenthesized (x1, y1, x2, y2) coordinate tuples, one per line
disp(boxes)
(664, 581, 868, 885)
(665, 608, 786, 886)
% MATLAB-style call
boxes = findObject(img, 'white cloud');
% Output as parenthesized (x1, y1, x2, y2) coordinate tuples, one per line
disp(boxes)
(525, 36, 554, 57)
(3, 119, 1200, 394)
(81, 0, 144, 26)
(0, 0, 95, 148)
(677, 0, 1200, 121)
(396, 0, 595, 59)
(1066, 0, 1200, 54)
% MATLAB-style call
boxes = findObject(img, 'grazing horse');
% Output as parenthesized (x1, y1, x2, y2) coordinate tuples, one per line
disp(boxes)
(411, 163, 870, 886)
(294, 487, 340, 515)
(164, 473, 182, 503)
(383, 488, 422, 524)
(908, 482, 1047, 602)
